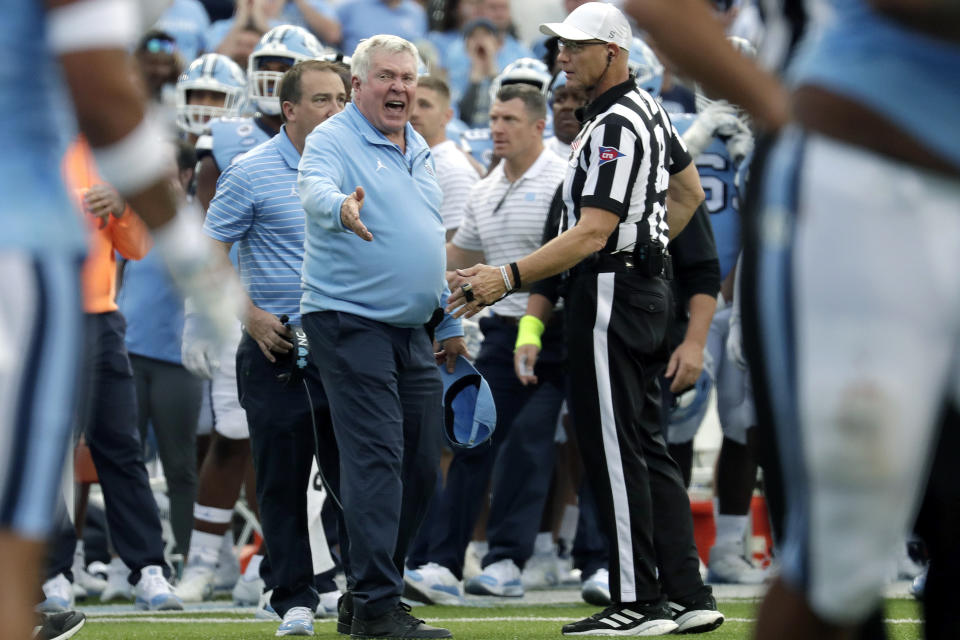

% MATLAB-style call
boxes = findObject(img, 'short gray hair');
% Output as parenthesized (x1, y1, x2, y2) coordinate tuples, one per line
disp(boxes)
(351, 35, 419, 84)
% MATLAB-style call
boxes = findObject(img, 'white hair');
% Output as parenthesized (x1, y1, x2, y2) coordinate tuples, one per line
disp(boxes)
(351, 35, 419, 84)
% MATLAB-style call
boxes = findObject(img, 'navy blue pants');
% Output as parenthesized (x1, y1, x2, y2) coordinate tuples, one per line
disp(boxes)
(49, 311, 167, 583)
(408, 315, 565, 577)
(302, 311, 442, 620)
(236, 332, 337, 617)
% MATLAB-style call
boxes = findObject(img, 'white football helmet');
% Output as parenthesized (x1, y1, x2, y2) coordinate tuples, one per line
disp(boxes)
(175, 54, 247, 135)
(489, 57, 552, 102)
(248, 26, 324, 115)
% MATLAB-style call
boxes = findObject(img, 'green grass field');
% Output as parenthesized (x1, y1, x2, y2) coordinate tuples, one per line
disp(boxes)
(79, 599, 924, 640)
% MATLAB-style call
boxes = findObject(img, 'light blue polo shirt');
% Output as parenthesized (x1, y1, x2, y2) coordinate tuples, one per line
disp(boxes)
(204, 126, 309, 323)
(298, 102, 462, 341)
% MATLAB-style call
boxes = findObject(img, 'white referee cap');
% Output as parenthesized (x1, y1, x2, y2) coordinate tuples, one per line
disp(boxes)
(540, 2, 633, 51)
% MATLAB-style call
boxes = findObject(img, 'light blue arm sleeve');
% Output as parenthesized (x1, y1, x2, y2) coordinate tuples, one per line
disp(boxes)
(434, 283, 464, 342)
(297, 129, 349, 233)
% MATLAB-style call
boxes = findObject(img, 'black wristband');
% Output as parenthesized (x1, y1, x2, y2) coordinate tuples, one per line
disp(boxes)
(509, 262, 521, 291)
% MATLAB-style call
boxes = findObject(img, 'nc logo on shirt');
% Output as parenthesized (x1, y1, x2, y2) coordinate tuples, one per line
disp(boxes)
(598, 146, 626, 166)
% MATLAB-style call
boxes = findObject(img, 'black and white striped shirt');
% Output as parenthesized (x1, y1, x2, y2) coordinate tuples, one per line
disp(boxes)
(562, 79, 691, 250)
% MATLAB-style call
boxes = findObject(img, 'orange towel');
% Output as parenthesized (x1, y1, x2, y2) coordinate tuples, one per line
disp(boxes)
(63, 137, 152, 313)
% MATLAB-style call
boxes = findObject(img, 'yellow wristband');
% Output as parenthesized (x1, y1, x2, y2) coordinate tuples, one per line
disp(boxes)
(515, 315, 545, 350)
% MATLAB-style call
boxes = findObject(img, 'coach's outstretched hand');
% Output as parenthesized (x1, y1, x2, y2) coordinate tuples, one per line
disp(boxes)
(340, 186, 372, 241)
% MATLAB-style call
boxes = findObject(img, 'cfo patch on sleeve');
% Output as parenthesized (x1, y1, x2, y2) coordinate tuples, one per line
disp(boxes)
(598, 146, 626, 166)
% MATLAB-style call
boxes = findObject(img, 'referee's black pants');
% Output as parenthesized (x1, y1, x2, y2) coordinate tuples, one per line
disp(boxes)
(565, 268, 702, 605)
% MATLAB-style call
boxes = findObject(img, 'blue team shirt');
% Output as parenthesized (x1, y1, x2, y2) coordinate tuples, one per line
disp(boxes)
(154, 0, 210, 62)
(204, 127, 311, 323)
(297, 103, 462, 340)
(788, 0, 960, 170)
(442, 35, 534, 104)
(0, 0, 84, 252)
(336, 0, 427, 56)
(208, 116, 274, 171)
(205, 0, 337, 50)
(118, 249, 186, 364)
(672, 113, 741, 280)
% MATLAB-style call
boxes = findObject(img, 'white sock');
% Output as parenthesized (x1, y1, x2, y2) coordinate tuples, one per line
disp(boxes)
(713, 509, 749, 551)
(470, 541, 489, 558)
(188, 530, 224, 567)
(534, 532, 555, 555)
(218, 531, 236, 563)
(244, 554, 264, 579)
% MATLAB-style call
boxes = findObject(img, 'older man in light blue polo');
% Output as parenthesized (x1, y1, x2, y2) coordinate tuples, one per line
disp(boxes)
(297, 34, 466, 640)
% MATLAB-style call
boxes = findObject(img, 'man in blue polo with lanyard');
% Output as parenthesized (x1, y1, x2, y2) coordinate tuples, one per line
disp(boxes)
(203, 60, 347, 637)
(298, 33, 467, 640)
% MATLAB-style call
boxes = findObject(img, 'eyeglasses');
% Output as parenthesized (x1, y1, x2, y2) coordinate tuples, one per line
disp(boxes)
(143, 38, 176, 55)
(557, 39, 607, 54)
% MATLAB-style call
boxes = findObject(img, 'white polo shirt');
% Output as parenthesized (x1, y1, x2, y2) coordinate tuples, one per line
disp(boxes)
(431, 139, 480, 232)
(452, 147, 567, 318)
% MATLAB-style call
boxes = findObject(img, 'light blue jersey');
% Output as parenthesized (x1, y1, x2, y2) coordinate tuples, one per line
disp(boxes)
(672, 113, 741, 280)
(460, 127, 494, 169)
(298, 103, 461, 340)
(207, 116, 274, 170)
(205, 127, 310, 323)
(336, 0, 427, 58)
(788, 0, 960, 169)
(154, 0, 210, 63)
(0, 0, 83, 252)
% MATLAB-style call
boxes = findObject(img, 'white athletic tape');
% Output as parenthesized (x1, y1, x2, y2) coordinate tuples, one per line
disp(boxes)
(47, 0, 139, 54)
(92, 116, 174, 196)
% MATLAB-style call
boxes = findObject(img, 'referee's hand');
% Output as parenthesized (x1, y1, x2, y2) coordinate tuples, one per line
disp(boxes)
(665, 339, 704, 393)
(340, 186, 372, 241)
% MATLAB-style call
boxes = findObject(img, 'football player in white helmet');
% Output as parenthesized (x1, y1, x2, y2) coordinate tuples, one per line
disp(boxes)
(175, 53, 247, 142)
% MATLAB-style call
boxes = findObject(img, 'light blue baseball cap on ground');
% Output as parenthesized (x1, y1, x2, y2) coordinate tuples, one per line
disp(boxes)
(439, 356, 496, 449)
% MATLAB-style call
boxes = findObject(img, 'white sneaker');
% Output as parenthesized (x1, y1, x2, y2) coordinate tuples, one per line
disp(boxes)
(174, 561, 216, 602)
(72, 549, 106, 597)
(233, 573, 266, 606)
(581, 568, 611, 606)
(464, 558, 523, 597)
(521, 551, 560, 590)
(315, 589, 340, 618)
(134, 565, 183, 611)
(100, 558, 132, 602)
(403, 562, 464, 605)
(275, 606, 313, 636)
(214, 537, 241, 592)
(256, 589, 281, 621)
(462, 541, 486, 580)
(707, 543, 769, 584)
(37, 574, 74, 613)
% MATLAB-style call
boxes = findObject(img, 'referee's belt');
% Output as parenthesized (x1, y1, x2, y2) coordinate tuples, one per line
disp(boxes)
(580, 244, 674, 280)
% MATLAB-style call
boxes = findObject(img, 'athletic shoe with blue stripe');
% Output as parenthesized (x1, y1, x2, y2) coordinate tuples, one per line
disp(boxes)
(404, 563, 464, 605)
(134, 566, 183, 611)
(276, 606, 313, 636)
(464, 558, 524, 597)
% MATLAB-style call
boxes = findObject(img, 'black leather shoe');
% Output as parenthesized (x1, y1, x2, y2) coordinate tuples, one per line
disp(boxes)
(338, 591, 354, 635)
(350, 602, 452, 639)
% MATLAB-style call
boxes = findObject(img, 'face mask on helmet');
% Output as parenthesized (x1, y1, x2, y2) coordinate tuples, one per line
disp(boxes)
(175, 53, 247, 135)
(248, 26, 324, 116)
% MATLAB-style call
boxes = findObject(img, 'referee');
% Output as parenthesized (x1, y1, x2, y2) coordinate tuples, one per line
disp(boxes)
(447, 3, 719, 636)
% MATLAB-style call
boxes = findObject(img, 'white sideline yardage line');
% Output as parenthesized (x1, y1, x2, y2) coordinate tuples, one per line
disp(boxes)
(87, 616, 923, 625)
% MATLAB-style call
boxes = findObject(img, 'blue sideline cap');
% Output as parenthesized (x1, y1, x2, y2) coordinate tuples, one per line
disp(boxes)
(439, 356, 496, 449)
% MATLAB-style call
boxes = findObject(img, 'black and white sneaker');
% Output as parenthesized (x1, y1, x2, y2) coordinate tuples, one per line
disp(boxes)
(667, 588, 725, 634)
(33, 611, 86, 640)
(561, 602, 678, 636)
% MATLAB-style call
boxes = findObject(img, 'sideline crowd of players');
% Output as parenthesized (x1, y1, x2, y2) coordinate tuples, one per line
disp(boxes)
(10, 0, 948, 638)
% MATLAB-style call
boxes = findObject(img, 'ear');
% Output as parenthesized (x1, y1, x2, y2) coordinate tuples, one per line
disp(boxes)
(352, 75, 361, 93)
(281, 100, 295, 123)
(443, 106, 454, 126)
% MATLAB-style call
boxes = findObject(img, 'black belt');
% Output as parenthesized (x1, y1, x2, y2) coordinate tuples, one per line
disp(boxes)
(576, 245, 674, 280)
